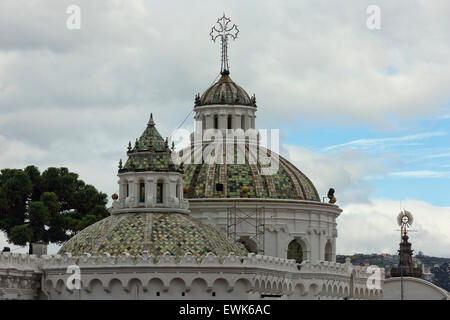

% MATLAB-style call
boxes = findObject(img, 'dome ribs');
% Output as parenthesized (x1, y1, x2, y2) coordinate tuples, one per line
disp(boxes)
(259, 148, 278, 198)
(180, 145, 320, 201)
(218, 151, 228, 197)
(188, 164, 203, 198)
(143, 212, 153, 249)
(277, 156, 306, 200)
(204, 162, 217, 197)
(198, 74, 253, 106)
(279, 156, 320, 201)
(245, 144, 264, 198)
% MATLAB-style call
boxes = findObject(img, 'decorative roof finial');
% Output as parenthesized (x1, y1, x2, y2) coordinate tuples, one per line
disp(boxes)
(195, 93, 201, 106)
(210, 14, 239, 75)
(127, 141, 132, 152)
(148, 113, 155, 127)
(118, 159, 123, 169)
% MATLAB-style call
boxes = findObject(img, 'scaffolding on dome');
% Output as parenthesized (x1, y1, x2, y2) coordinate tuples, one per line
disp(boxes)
(226, 202, 266, 255)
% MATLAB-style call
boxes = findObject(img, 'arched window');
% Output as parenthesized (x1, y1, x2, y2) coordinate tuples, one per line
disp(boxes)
(227, 115, 232, 129)
(176, 182, 180, 199)
(325, 240, 333, 261)
(202, 115, 206, 131)
(241, 115, 245, 129)
(287, 240, 303, 263)
(126, 183, 129, 197)
(157, 180, 163, 204)
(139, 180, 145, 203)
(214, 115, 218, 129)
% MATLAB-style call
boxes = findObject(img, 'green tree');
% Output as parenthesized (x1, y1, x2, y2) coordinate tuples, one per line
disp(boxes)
(0, 166, 109, 250)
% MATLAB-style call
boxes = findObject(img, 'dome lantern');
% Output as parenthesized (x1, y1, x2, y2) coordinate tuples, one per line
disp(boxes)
(113, 114, 187, 212)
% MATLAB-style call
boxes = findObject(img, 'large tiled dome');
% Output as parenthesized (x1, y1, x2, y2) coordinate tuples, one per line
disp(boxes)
(58, 212, 247, 256)
(181, 145, 320, 201)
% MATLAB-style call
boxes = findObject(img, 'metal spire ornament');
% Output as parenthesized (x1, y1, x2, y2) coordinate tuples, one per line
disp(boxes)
(397, 209, 414, 235)
(209, 14, 239, 75)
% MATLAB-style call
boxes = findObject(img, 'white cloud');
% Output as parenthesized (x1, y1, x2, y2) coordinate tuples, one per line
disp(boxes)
(389, 170, 450, 178)
(0, 135, 48, 166)
(0, 231, 60, 255)
(423, 152, 450, 159)
(338, 199, 450, 258)
(284, 144, 386, 204)
(284, 143, 450, 257)
(323, 131, 447, 152)
(0, 1, 450, 127)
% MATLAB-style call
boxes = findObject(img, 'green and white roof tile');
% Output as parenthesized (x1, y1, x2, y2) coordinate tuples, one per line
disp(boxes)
(58, 212, 247, 257)
(181, 144, 320, 201)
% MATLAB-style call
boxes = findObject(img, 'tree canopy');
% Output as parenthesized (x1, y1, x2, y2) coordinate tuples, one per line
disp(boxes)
(0, 166, 109, 248)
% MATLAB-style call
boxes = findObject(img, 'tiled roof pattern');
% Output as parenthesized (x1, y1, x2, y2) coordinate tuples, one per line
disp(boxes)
(123, 153, 182, 173)
(58, 213, 247, 256)
(119, 118, 183, 174)
(181, 145, 320, 201)
(137, 125, 166, 152)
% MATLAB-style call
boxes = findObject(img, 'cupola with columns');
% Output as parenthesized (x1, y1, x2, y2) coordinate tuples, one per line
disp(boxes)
(194, 71, 257, 133)
(112, 114, 188, 213)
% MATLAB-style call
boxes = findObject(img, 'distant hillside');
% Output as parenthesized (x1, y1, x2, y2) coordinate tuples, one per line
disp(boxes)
(337, 254, 450, 292)
(336, 253, 449, 269)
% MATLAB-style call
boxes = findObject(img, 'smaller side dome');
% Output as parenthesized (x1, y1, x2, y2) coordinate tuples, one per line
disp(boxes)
(58, 212, 247, 257)
(197, 72, 256, 107)
(120, 114, 183, 173)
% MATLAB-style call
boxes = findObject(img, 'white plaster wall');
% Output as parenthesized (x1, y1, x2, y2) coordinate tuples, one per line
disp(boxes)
(187, 199, 341, 263)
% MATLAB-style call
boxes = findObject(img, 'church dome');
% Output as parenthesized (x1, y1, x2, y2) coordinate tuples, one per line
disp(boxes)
(196, 71, 256, 107)
(58, 212, 247, 256)
(181, 145, 320, 201)
(119, 113, 183, 174)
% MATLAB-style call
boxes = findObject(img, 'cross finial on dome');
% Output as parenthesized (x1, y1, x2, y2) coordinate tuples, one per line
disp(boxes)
(148, 113, 155, 127)
(210, 14, 239, 75)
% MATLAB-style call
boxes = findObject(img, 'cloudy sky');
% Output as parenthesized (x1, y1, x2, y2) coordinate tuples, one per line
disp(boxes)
(0, 0, 449, 257)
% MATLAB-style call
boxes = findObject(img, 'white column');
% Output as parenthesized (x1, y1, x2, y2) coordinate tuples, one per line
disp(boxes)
(127, 178, 137, 207)
(233, 114, 240, 130)
(168, 177, 177, 207)
(163, 180, 169, 205)
(146, 177, 155, 207)
(219, 113, 226, 129)
(118, 179, 126, 208)
(178, 183, 183, 201)
(245, 115, 251, 130)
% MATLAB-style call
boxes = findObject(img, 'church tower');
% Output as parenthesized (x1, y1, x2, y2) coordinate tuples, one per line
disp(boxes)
(390, 229, 423, 278)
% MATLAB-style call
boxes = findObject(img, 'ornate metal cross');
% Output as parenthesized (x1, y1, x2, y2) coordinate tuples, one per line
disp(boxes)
(210, 14, 239, 75)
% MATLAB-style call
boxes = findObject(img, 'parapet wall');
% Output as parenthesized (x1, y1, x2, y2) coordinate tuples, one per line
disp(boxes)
(0, 252, 383, 300)
(0, 253, 42, 300)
